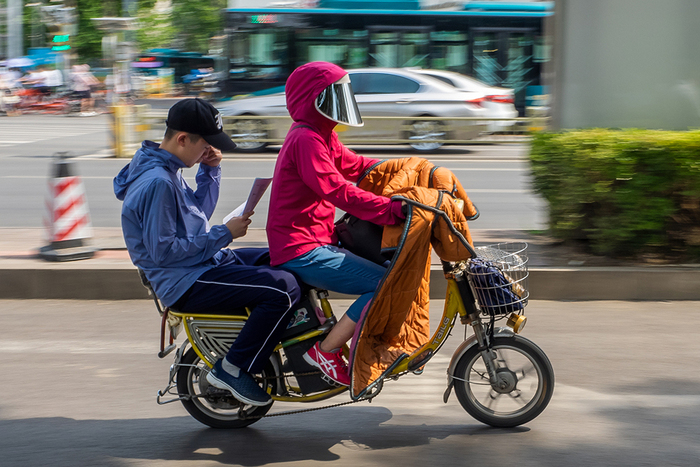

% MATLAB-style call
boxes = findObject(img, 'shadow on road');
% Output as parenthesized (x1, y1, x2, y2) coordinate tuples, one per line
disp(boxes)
(0, 406, 527, 466)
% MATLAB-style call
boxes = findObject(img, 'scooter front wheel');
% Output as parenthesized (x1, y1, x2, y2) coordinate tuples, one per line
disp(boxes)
(453, 335, 554, 428)
(177, 348, 275, 428)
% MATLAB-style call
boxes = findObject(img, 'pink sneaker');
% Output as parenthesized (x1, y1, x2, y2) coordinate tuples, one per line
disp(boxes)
(303, 341, 351, 386)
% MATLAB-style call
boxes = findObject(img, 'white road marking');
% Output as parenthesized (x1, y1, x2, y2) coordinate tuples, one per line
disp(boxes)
(550, 383, 700, 409)
(0, 340, 154, 354)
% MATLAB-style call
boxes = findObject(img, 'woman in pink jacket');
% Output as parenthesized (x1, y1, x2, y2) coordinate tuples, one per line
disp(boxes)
(266, 62, 405, 386)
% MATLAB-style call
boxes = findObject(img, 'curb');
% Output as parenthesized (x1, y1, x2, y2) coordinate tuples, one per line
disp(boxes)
(527, 267, 700, 301)
(2, 266, 699, 301)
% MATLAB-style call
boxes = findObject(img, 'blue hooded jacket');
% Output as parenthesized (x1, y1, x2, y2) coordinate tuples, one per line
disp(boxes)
(114, 141, 233, 306)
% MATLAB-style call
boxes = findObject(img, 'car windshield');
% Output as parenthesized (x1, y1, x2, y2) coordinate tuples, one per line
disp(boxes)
(426, 75, 456, 87)
(423, 72, 486, 90)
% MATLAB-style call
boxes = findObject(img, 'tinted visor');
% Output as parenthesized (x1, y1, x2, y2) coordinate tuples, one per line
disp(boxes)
(315, 77, 363, 127)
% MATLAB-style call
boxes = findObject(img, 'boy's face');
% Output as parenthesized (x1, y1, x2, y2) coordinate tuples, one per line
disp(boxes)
(179, 134, 211, 168)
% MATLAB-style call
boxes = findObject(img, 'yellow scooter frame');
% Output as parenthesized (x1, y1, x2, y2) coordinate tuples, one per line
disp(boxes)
(388, 279, 467, 376)
(168, 278, 467, 403)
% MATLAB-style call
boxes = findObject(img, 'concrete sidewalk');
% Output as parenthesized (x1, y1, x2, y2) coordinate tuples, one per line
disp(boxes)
(1, 228, 699, 301)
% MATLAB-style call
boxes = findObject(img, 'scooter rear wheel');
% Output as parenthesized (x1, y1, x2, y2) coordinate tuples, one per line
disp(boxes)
(177, 348, 276, 428)
(453, 335, 554, 428)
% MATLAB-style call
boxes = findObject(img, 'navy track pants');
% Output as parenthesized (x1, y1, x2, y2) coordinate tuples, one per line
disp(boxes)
(176, 248, 301, 374)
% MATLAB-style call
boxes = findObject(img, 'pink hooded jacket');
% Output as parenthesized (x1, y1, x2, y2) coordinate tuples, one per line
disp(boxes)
(266, 61, 401, 266)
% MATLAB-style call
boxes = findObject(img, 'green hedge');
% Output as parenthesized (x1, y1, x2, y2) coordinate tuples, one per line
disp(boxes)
(529, 129, 700, 260)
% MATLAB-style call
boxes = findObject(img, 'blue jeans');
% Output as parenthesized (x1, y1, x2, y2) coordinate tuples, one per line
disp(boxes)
(279, 245, 387, 322)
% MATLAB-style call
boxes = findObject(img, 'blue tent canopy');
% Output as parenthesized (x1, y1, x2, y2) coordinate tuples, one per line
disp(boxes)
(27, 48, 62, 67)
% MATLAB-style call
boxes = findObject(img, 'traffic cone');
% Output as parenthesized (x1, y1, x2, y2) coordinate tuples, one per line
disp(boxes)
(39, 152, 96, 261)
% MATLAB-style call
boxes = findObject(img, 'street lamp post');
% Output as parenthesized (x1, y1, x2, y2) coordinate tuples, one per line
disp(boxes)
(7, 0, 23, 59)
(91, 17, 136, 105)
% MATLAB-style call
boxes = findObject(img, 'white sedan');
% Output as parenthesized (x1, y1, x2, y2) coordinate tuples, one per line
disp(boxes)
(410, 69, 519, 133)
(218, 68, 489, 152)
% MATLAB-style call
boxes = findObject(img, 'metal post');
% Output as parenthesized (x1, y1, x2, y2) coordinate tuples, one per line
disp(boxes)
(548, 0, 566, 131)
(7, 0, 23, 58)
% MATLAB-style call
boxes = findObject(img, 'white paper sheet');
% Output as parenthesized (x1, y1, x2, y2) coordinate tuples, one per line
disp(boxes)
(223, 177, 273, 224)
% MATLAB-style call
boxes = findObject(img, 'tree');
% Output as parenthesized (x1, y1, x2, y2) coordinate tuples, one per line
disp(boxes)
(170, 0, 226, 54)
(136, 0, 175, 52)
(71, 0, 121, 63)
(11, 0, 226, 63)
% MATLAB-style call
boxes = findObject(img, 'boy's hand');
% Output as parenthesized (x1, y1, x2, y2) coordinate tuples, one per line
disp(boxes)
(225, 211, 253, 239)
(200, 146, 223, 167)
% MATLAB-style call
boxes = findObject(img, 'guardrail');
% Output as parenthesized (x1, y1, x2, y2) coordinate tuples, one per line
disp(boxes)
(110, 105, 549, 157)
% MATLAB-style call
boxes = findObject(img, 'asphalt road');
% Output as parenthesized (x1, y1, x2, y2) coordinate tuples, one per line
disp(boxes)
(0, 114, 546, 231)
(1, 299, 698, 466)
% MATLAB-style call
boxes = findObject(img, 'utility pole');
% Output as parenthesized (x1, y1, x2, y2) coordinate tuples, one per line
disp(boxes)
(27, 2, 42, 50)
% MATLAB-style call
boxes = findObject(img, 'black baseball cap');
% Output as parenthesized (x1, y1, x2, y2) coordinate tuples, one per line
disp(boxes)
(165, 98, 237, 152)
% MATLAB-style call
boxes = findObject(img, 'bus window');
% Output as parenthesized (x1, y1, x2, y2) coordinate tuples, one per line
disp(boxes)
(430, 32, 468, 73)
(347, 31, 370, 68)
(308, 44, 346, 63)
(370, 32, 400, 68)
(369, 31, 429, 68)
(250, 33, 276, 64)
(400, 33, 429, 68)
(473, 33, 500, 86)
(295, 29, 368, 69)
(503, 34, 534, 110)
(229, 30, 289, 79)
(533, 35, 551, 64)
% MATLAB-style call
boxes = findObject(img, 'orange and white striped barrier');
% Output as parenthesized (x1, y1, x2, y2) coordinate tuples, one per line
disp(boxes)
(39, 153, 96, 261)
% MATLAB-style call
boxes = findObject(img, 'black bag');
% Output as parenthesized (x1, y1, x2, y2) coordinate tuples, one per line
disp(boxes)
(334, 213, 387, 265)
(280, 297, 322, 339)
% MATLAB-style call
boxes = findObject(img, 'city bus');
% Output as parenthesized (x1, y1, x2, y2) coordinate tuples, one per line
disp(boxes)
(130, 49, 228, 97)
(223, 1, 553, 113)
(132, 49, 227, 84)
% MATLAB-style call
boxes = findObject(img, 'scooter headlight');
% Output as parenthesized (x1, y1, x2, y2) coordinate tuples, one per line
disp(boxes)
(506, 313, 527, 334)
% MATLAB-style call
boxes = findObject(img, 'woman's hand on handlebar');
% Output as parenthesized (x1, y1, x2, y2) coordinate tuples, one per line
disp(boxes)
(225, 211, 253, 239)
(389, 199, 407, 224)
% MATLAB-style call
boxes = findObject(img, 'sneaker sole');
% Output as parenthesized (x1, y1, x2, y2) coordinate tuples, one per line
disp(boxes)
(205, 371, 272, 407)
(303, 352, 349, 387)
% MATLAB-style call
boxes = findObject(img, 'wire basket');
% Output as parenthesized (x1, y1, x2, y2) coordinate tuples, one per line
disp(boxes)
(467, 242, 529, 315)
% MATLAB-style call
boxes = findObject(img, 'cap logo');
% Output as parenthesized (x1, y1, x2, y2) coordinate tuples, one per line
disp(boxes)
(215, 112, 223, 131)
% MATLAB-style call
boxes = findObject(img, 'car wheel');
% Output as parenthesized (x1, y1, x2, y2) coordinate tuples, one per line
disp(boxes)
(230, 114, 269, 152)
(408, 119, 446, 152)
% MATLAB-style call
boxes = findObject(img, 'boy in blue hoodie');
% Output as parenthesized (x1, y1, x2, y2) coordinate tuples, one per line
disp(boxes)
(114, 98, 300, 407)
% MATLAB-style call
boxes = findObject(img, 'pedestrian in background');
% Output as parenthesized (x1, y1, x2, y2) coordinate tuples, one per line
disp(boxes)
(43, 66, 63, 96)
(70, 64, 99, 116)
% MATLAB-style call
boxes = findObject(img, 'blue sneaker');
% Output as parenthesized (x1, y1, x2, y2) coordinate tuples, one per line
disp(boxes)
(206, 359, 272, 407)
